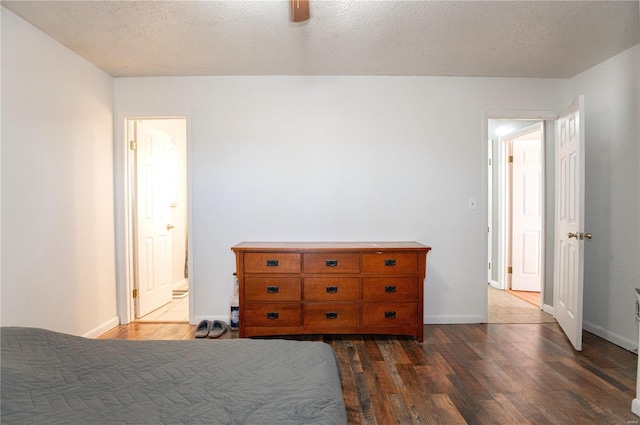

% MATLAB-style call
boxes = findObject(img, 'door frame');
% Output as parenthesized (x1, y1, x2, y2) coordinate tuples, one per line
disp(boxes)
(482, 110, 557, 323)
(115, 110, 193, 325)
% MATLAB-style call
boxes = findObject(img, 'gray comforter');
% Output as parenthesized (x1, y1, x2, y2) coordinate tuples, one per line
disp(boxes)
(1, 327, 347, 425)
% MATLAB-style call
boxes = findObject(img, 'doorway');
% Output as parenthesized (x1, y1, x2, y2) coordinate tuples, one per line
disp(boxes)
(128, 117, 189, 323)
(487, 118, 553, 323)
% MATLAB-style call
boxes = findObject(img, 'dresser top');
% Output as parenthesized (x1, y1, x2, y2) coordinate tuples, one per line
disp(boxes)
(231, 241, 431, 252)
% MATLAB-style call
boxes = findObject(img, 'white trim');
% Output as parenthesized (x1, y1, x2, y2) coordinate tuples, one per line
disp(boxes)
(82, 317, 120, 339)
(542, 303, 555, 316)
(489, 280, 502, 290)
(172, 278, 188, 290)
(424, 314, 484, 324)
(498, 133, 511, 291)
(195, 315, 230, 324)
(488, 138, 493, 284)
(631, 399, 640, 417)
(583, 320, 638, 352)
(114, 110, 194, 325)
(480, 115, 490, 323)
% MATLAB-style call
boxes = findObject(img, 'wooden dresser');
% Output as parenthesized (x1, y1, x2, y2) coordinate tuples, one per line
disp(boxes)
(231, 242, 431, 341)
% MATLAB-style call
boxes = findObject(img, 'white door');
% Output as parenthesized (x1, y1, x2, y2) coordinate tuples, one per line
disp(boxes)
(554, 96, 586, 351)
(134, 121, 173, 317)
(511, 126, 543, 292)
(488, 139, 493, 284)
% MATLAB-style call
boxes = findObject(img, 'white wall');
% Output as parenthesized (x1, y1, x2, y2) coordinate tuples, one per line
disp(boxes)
(115, 76, 570, 325)
(1, 8, 117, 337)
(571, 44, 640, 350)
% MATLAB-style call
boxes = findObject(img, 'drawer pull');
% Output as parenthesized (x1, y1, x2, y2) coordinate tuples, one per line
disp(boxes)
(384, 311, 397, 319)
(326, 312, 339, 319)
(384, 285, 397, 293)
(325, 259, 338, 267)
(266, 259, 279, 267)
(266, 286, 279, 294)
(384, 259, 397, 267)
(267, 312, 279, 320)
(326, 286, 338, 293)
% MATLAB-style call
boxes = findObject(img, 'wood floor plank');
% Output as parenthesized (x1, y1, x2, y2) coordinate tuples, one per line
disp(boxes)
(420, 346, 455, 376)
(364, 362, 396, 424)
(400, 338, 430, 367)
(395, 363, 440, 425)
(356, 340, 397, 424)
(370, 361, 398, 394)
(490, 393, 534, 425)
(348, 342, 377, 424)
(430, 394, 467, 425)
(500, 392, 561, 425)
(414, 364, 454, 394)
(465, 359, 517, 394)
(387, 393, 415, 425)
(376, 339, 406, 390)
(478, 399, 525, 425)
(364, 337, 385, 362)
(331, 339, 362, 425)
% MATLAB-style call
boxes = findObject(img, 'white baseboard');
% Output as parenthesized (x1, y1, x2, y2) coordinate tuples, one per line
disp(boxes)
(632, 398, 640, 417)
(583, 320, 638, 352)
(542, 303, 554, 316)
(172, 278, 188, 290)
(83, 317, 120, 339)
(194, 315, 229, 325)
(424, 315, 484, 324)
(489, 280, 503, 290)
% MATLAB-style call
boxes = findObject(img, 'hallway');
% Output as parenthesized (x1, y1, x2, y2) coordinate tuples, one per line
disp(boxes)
(488, 285, 556, 324)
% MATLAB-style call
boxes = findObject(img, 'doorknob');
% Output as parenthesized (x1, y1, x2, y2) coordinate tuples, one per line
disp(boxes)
(580, 232, 592, 240)
(567, 232, 578, 239)
(167, 224, 175, 231)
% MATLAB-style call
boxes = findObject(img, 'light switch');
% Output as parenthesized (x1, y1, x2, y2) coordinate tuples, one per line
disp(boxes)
(468, 198, 477, 210)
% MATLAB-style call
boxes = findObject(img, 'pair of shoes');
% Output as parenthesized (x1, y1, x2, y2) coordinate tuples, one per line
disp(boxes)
(195, 320, 229, 338)
(195, 320, 211, 338)
(208, 320, 228, 338)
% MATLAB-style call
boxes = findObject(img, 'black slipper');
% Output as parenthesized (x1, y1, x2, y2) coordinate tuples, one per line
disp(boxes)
(208, 320, 228, 338)
(195, 320, 212, 338)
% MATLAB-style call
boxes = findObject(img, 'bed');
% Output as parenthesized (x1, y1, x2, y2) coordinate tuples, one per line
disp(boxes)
(1, 327, 347, 424)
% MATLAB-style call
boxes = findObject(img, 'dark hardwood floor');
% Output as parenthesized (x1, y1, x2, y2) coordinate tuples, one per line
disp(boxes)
(100, 323, 639, 424)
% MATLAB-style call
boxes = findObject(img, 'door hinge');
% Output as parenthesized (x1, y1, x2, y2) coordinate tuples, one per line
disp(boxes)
(508, 155, 513, 163)
(488, 262, 491, 270)
(488, 158, 492, 166)
(130, 140, 137, 150)
(132, 289, 139, 298)
(507, 266, 512, 274)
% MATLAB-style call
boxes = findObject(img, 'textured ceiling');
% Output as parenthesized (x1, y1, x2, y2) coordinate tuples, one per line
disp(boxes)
(2, 1, 639, 78)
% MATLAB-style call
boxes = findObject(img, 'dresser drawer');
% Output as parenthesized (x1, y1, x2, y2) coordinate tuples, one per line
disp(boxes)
(362, 252, 418, 274)
(245, 278, 301, 301)
(363, 303, 417, 326)
(244, 303, 301, 327)
(244, 253, 301, 274)
(304, 278, 360, 301)
(304, 303, 359, 327)
(363, 277, 418, 301)
(303, 253, 360, 273)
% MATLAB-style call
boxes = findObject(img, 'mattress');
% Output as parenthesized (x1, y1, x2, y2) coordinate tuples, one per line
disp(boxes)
(1, 327, 347, 425)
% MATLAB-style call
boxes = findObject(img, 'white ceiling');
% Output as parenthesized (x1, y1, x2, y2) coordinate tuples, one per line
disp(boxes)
(2, 1, 638, 78)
